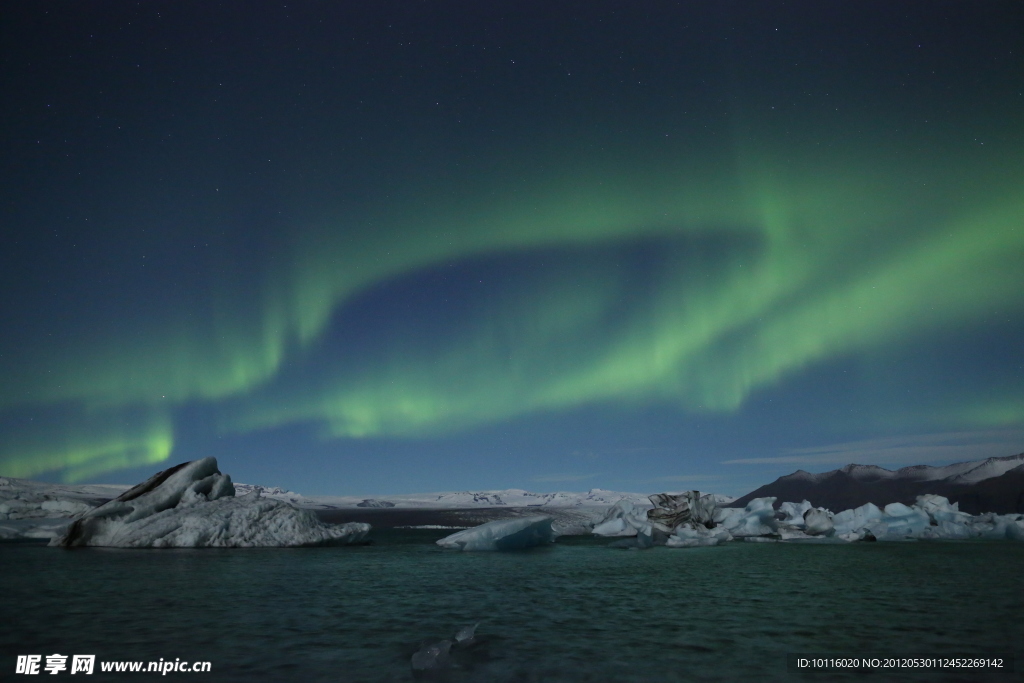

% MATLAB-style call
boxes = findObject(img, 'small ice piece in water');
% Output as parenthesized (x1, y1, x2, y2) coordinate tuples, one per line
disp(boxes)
(411, 640, 452, 671)
(454, 622, 479, 646)
(436, 515, 554, 551)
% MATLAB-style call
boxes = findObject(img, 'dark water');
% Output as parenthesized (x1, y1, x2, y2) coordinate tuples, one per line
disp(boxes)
(3, 532, 1021, 682)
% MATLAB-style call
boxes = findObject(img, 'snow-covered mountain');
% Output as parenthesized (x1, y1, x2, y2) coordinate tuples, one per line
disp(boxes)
(729, 453, 1024, 514)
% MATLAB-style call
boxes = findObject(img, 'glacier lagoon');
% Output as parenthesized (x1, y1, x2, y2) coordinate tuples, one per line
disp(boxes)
(3, 532, 1022, 682)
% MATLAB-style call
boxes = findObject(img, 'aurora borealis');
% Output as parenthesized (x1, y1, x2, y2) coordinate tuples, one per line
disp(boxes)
(2, 2, 1022, 495)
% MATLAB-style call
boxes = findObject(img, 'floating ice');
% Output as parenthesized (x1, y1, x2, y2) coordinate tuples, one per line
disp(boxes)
(411, 623, 483, 673)
(411, 640, 452, 672)
(595, 491, 719, 548)
(717, 497, 778, 537)
(778, 500, 813, 527)
(647, 491, 717, 531)
(872, 502, 932, 539)
(51, 458, 370, 548)
(665, 524, 732, 548)
(803, 508, 834, 536)
(596, 490, 1024, 547)
(591, 499, 652, 537)
(822, 495, 1024, 542)
(435, 515, 555, 551)
(454, 622, 479, 646)
(832, 502, 884, 536)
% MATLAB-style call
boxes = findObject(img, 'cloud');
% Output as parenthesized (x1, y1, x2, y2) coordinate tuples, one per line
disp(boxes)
(722, 429, 1024, 466)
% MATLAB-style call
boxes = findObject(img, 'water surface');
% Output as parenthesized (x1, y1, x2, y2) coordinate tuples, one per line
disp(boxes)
(3, 532, 1021, 682)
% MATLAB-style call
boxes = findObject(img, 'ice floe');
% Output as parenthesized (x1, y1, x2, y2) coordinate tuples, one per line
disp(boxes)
(435, 515, 555, 551)
(665, 524, 732, 548)
(591, 499, 651, 537)
(50, 458, 370, 548)
(803, 507, 834, 536)
(591, 490, 1024, 548)
(715, 497, 778, 538)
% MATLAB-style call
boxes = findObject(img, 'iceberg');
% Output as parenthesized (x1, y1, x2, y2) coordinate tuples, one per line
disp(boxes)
(716, 497, 778, 537)
(435, 515, 555, 551)
(592, 490, 1024, 547)
(871, 502, 932, 540)
(647, 491, 717, 531)
(665, 524, 732, 548)
(778, 500, 813, 527)
(591, 499, 652, 537)
(832, 502, 884, 536)
(803, 507, 834, 536)
(821, 495, 1024, 542)
(52, 458, 370, 548)
(594, 491, 719, 546)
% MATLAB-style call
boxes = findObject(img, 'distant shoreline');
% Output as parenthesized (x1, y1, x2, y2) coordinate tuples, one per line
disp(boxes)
(313, 506, 586, 529)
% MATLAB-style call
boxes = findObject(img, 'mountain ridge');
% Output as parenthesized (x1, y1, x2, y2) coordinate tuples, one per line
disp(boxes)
(729, 453, 1024, 514)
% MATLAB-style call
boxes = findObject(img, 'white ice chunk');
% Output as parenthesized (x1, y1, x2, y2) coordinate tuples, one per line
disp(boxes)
(921, 521, 972, 540)
(665, 524, 732, 548)
(832, 502, 884, 536)
(712, 507, 743, 528)
(718, 497, 777, 537)
(591, 517, 632, 536)
(915, 494, 958, 516)
(916, 494, 973, 526)
(778, 500, 813, 527)
(803, 508, 834, 536)
(969, 513, 1024, 541)
(454, 622, 479, 646)
(874, 503, 932, 539)
(436, 515, 555, 551)
(592, 499, 652, 537)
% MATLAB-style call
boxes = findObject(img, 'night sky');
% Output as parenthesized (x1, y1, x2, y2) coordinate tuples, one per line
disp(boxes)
(2, 2, 1022, 497)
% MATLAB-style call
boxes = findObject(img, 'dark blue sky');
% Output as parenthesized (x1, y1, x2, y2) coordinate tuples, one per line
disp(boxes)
(2, 2, 1022, 496)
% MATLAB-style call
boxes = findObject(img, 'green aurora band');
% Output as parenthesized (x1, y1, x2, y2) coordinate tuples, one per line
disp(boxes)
(2, 139, 1022, 481)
